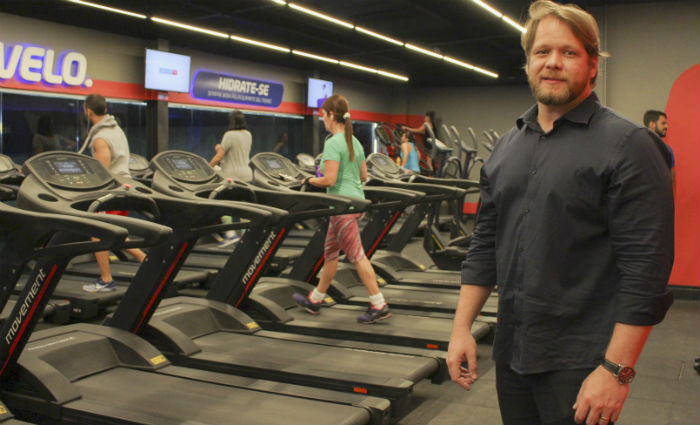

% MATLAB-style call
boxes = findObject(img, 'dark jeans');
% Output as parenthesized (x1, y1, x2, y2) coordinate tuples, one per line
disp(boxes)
(496, 362, 601, 425)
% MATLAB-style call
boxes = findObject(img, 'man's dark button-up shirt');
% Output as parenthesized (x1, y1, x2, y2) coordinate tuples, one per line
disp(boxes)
(462, 93, 674, 374)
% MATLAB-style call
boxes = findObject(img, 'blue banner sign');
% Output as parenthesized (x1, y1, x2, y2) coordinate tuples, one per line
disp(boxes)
(192, 70, 283, 107)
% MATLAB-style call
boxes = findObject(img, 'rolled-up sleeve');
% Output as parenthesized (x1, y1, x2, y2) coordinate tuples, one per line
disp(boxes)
(608, 128, 675, 325)
(462, 167, 498, 286)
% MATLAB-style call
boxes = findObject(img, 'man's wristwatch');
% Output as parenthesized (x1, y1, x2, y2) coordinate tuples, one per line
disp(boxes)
(601, 358, 636, 384)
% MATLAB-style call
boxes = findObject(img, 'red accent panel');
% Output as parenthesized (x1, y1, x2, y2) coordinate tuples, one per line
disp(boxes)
(462, 202, 479, 215)
(665, 64, 700, 287)
(0, 264, 58, 376)
(308, 256, 325, 283)
(0, 78, 150, 100)
(366, 210, 401, 258)
(135, 242, 189, 332)
(0, 78, 425, 124)
(235, 228, 287, 308)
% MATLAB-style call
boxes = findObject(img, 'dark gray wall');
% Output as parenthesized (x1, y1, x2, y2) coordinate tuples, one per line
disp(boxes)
(406, 0, 700, 177)
(0, 12, 404, 115)
(594, 1, 700, 123)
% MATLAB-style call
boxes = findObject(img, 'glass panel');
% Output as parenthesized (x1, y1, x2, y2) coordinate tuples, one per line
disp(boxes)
(0, 91, 81, 164)
(317, 119, 377, 156)
(0, 91, 147, 164)
(105, 100, 148, 157)
(168, 105, 304, 163)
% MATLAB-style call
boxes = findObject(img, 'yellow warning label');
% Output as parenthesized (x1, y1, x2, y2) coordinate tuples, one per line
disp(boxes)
(245, 321, 259, 330)
(324, 296, 334, 303)
(377, 278, 386, 284)
(419, 264, 426, 270)
(150, 355, 167, 365)
(0, 406, 7, 414)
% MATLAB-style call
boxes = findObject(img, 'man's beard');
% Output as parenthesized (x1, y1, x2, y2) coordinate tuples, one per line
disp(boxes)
(528, 74, 588, 106)
(655, 128, 667, 137)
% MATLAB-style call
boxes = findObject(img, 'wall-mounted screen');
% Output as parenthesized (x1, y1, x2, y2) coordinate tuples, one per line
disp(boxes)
(307, 77, 333, 108)
(144, 49, 191, 93)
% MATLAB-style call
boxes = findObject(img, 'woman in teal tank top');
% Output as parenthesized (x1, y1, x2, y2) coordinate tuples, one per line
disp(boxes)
(399, 130, 421, 172)
(292, 94, 391, 324)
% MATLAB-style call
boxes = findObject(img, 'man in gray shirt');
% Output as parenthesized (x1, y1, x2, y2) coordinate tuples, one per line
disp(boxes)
(81, 94, 146, 292)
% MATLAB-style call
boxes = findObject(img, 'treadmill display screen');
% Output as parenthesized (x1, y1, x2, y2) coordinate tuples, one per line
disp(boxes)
(171, 158, 195, 170)
(375, 156, 388, 165)
(0, 156, 13, 172)
(264, 158, 284, 170)
(52, 159, 85, 175)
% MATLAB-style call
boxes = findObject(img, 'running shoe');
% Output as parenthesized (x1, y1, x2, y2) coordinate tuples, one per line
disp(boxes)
(292, 292, 322, 315)
(82, 278, 116, 293)
(357, 303, 392, 324)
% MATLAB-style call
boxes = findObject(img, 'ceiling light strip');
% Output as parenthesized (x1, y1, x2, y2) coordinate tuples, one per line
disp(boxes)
(377, 70, 409, 82)
(355, 26, 404, 46)
(405, 43, 444, 60)
(339, 61, 377, 73)
(230, 35, 290, 53)
(288, 3, 354, 29)
(269, 0, 287, 5)
(444, 56, 474, 70)
(66, 0, 405, 82)
(472, 66, 498, 78)
(275, 0, 500, 78)
(65, 0, 147, 19)
(151, 17, 229, 38)
(291, 50, 339, 64)
(471, 0, 526, 33)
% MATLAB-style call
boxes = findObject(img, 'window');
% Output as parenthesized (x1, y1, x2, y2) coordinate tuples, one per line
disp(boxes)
(168, 104, 305, 163)
(0, 90, 146, 164)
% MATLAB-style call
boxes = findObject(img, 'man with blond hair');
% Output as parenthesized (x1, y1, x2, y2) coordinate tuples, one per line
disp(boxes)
(447, 1, 674, 424)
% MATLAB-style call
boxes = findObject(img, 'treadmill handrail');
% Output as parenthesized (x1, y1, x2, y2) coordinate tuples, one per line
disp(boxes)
(408, 175, 479, 190)
(362, 183, 425, 210)
(0, 202, 128, 260)
(366, 178, 465, 202)
(208, 182, 370, 220)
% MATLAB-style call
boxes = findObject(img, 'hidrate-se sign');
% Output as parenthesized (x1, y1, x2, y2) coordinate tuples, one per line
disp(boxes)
(192, 70, 283, 107)
(0, 41, 93, 87)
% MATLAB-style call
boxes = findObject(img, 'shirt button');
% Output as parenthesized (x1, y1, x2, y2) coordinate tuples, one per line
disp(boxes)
(530, 169, 537, 175)
(523, 208, 529, 215)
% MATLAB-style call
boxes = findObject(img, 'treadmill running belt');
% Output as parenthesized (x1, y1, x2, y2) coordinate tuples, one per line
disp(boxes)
(69, 367, 370, 425)
(193, 332, 436, 384)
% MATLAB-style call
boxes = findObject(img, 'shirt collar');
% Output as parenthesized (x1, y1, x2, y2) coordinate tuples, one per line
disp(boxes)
(517, 92, 600, 131)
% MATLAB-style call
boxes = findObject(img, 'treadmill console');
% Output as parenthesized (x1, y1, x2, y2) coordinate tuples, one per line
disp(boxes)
(0, 154, 23, 183)
(252, 153, 303, 184)
(152, 152, 217, 184)
(0, 155, 16, 173)
(367, 153, 402, 179)
(26, 154, 113, 190)
(129, 153, 150, 174)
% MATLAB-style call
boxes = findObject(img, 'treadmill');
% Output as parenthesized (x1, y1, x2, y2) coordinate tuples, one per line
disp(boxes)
(248, 155, 496, 317)
(5, 152, 385, 425)
(142, 151, 448, 420)
(235, 152, 491, 350)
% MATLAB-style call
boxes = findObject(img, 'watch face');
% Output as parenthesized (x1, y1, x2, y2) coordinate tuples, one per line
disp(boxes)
(618, 366, 636, 383)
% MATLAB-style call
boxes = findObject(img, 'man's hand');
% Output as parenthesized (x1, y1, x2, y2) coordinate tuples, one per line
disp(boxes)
(447, 328, 479, 391)
(573, 366, 629, 425)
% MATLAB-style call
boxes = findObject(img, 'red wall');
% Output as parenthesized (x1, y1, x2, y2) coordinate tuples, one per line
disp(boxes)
(665, 64, 700, 287)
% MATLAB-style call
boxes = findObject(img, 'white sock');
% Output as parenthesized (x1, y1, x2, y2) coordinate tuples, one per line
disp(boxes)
(368, 292, 386, 308)
(309, 288, 326, 303)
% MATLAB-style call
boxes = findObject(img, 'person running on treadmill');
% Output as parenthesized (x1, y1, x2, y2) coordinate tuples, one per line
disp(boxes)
(293, 94, 391, 324)
(405, 111, 439, 173)
(80, 94, 146, 292)
(399, 129, 421, 173)
(209, 109, 253, 246)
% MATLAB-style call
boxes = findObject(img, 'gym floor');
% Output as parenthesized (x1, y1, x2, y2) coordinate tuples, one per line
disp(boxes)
(396, 238, 700, 425)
